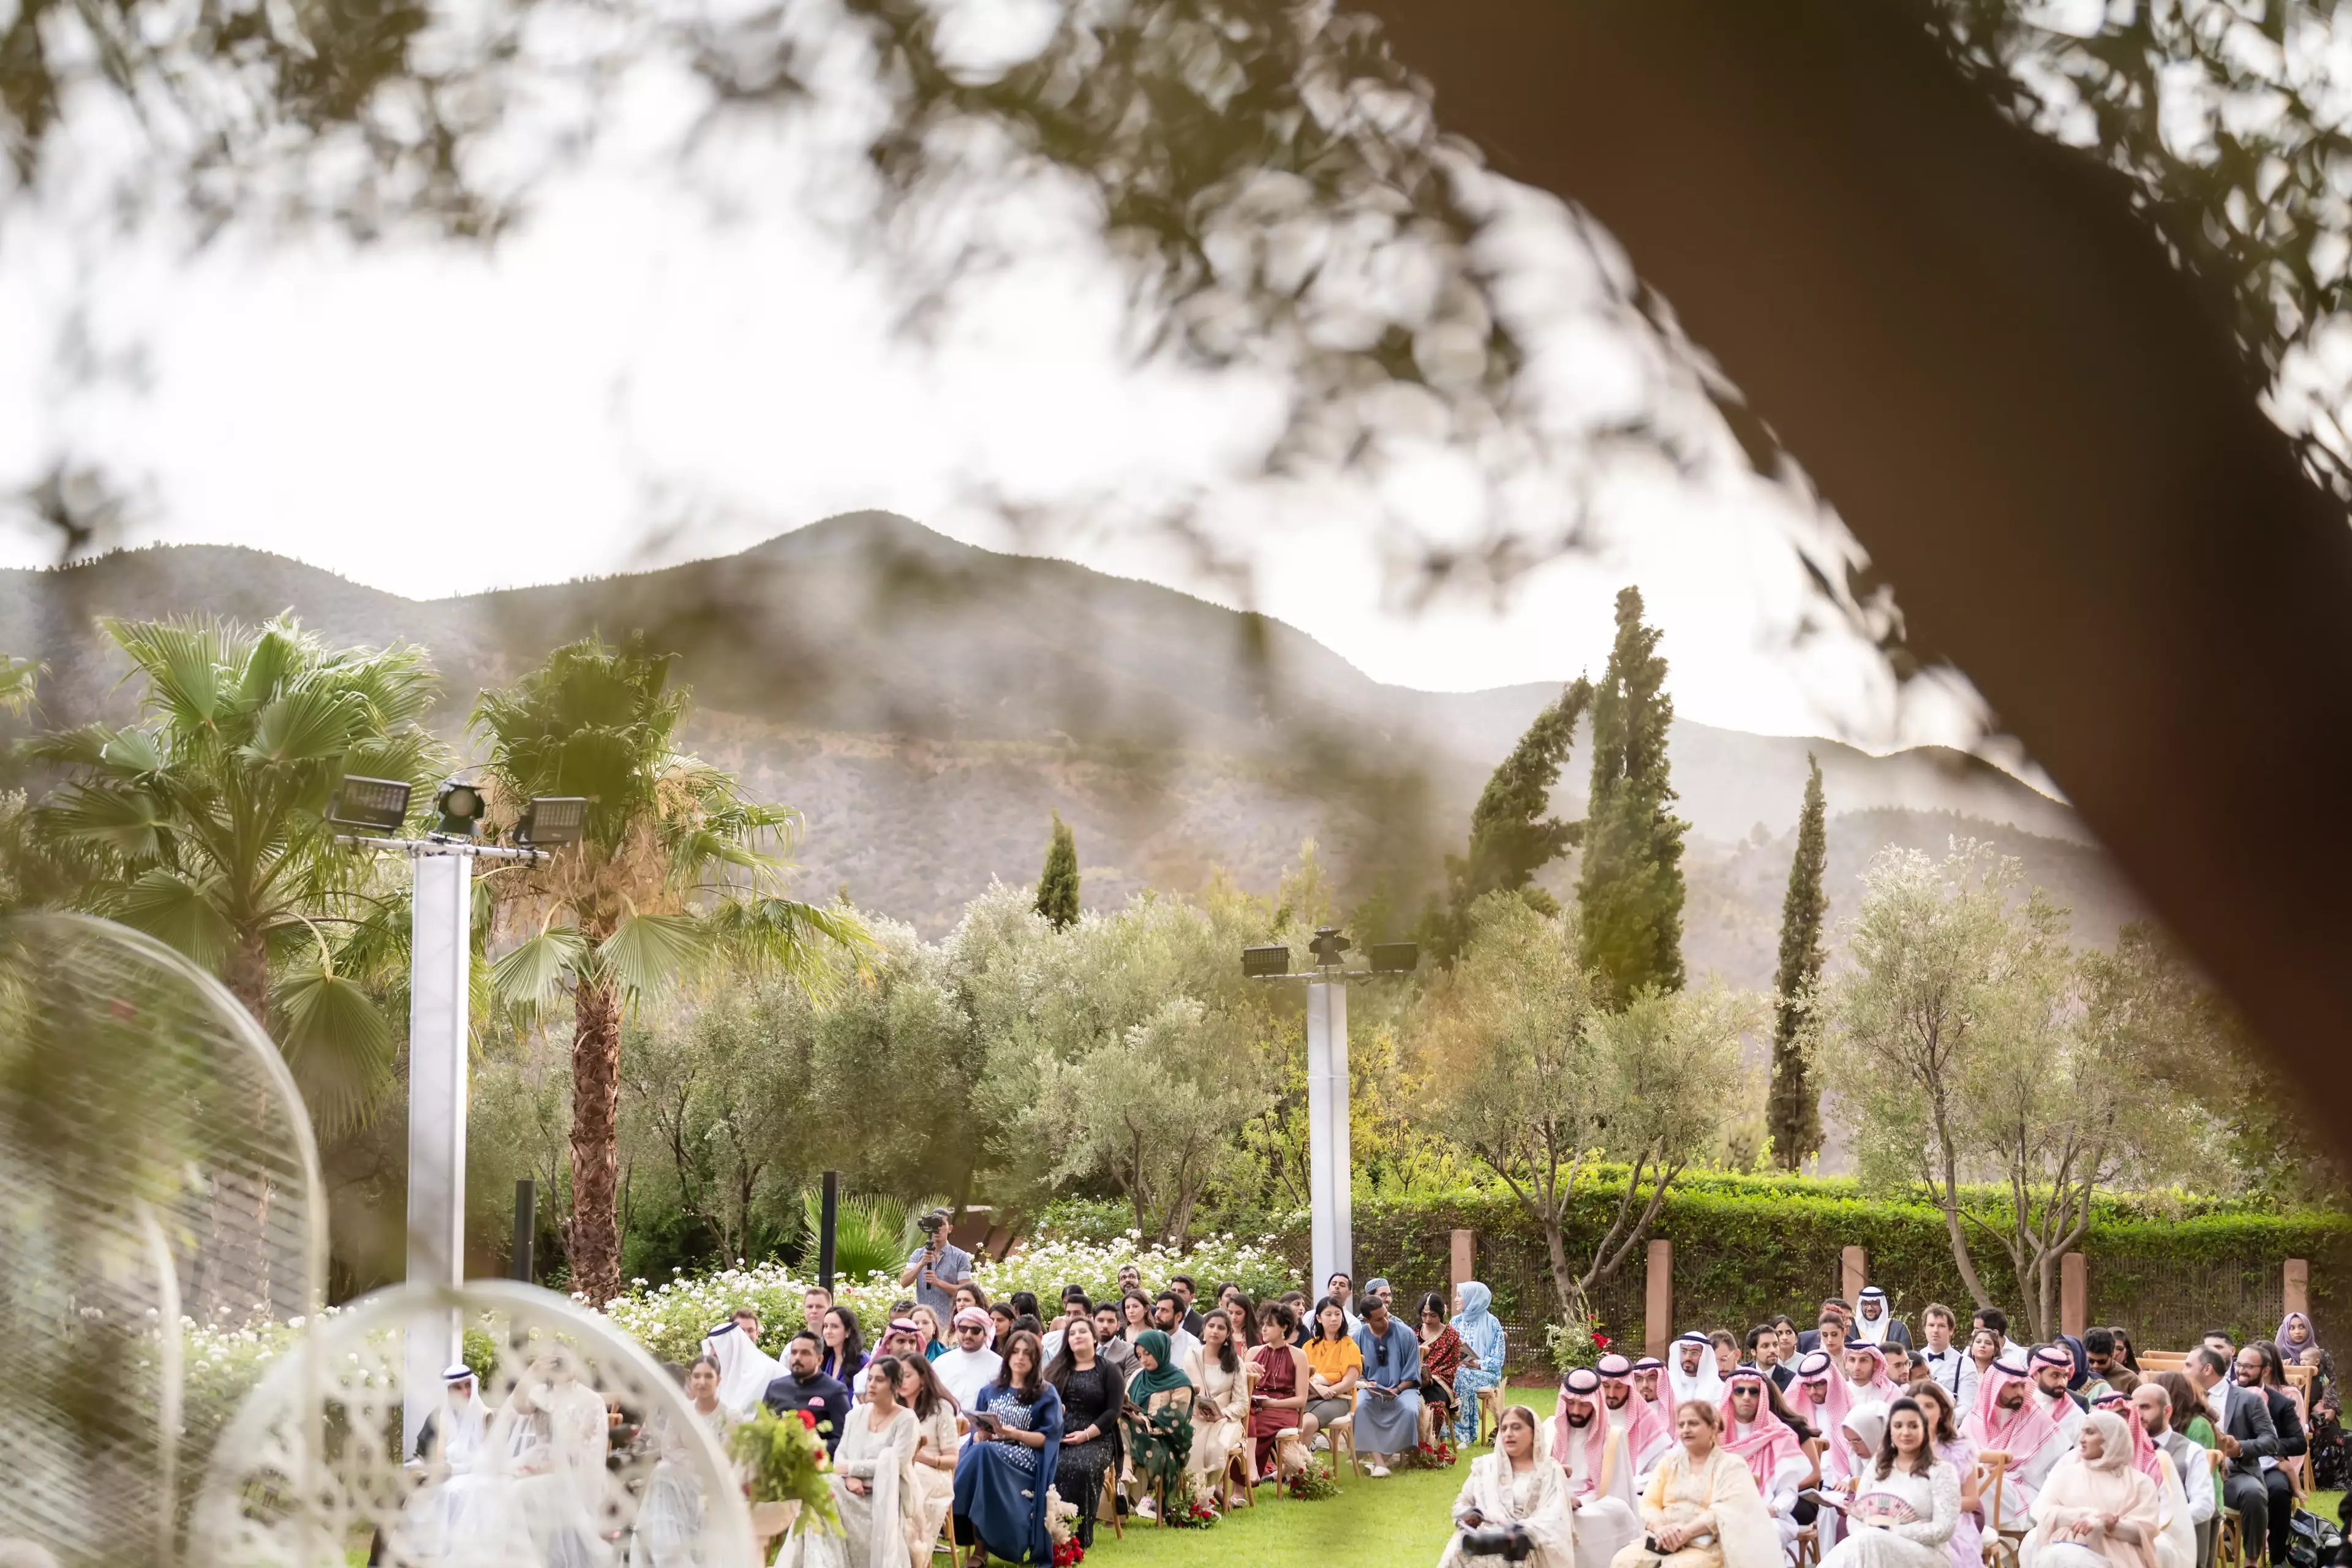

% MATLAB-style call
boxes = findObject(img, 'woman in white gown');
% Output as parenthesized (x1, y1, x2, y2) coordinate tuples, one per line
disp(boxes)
(896, 1357, 961, 1568)
(1183, 1312, 1248, 1502)
(776, 1359, 917, 1568)
(630, 1356, 734, 1568)
(1818, 1396, 1961, 1568)
(1439, 1407, 1575, 1568)
(1609, 1401, 1782, 1568)
(2019, 1412, 2161, 1568)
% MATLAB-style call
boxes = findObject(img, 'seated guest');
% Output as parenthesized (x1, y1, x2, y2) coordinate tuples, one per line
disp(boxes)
(1042, 1316, 1122, 1548)
(951, 1330, 1063, 1567)
(1711, 1333, 1743, 1381)
(1844, 1343, 1905, 1404)
(1450, 1283, 1507, 1446)
(2018, 1411, 2160, 1568)
(2091, 1392, 2195, 1568)
(1963, 1359, 2065, 1533)
(1441, 1406, 1575, 1568)
(1790, 1350, 1852, 1442)
(1351, 1290, 1425, 1477)
(1823, 1403, 1891, 1549)
(1912, 1378, 1981, 1568)
(1816, 1396, 1958, 1568)
(1121, 1330, 1194, 1520)
(774, 1357, 914, 1568)
(1090, 1302, 1136, 1384)
(1419, 1292, 1467, 1441)
(802, 1286, 834, 1335)
(1598, 1352, 1675, 1480)
(1815, 1314, 1850, 1363)
(1746, 1325, 1785, 1387)
(2236, 1341, 2307, 1568)
(1633, 1357, 1668, 1412)
(701, 1310, 783, 1421)
(909, 1305, 948, 1363)
(2030, 1345, 2087, 1447)
(1183, 1310, 1248, 1506)
(1800, 1299, 1853, 1355)
(1552, 1368, 1643, 1568)
(1303, 1296, 1363, 1444)
(1719, 1366, 1811, 1550)
(762, 1332, 853, 1457)
(1250, 1302, 1318, 1479)
(2132, 1379, 2214, 1568)
(1851, 1287, 1913, 1352)
(1608, 1400, 1783, 1568)
(899, 1357, 962, 1566)
(987, 1302, 1017, 1346)
(1973, 1309, 2022, 1362)
(933, 1310, 1005, 1414)
(1151, 1291, 1202, 1369)
(1669, 1333, 1726, 1411)
(2082, 1330, 2127, 1399)
(1038, 1291, 1090, 1363)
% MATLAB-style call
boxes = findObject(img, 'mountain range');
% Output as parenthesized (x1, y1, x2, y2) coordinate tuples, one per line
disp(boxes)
(0, 510, 2151, 987)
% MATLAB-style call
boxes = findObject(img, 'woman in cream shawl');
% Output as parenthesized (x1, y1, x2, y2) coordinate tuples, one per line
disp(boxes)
(777, 1360, 917, 1568)
(2019, 1411, 2162, 1568)
(1610, 1401, 1782, 1568)
(1439, 1406, 1575, 1568)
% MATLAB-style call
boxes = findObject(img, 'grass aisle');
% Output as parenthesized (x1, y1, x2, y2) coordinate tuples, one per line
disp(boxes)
(1064, 1391, 1558, 1568)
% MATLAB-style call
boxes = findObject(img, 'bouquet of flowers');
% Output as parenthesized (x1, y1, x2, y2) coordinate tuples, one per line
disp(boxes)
(1043, 1486, 1082, 1559)
(730, 1408, 840, 1537)
(1547, 1316, 1608, 1375)
(1402, 1436, 1458, 1470)
(1287, 1458, 1342, 1501)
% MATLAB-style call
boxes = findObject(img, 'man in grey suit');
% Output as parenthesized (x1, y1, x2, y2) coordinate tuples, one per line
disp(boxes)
(2187, 1344, 2280, 1561)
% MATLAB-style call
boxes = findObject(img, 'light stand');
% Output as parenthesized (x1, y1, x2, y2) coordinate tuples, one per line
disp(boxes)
(1242, 930, 1416, 1298)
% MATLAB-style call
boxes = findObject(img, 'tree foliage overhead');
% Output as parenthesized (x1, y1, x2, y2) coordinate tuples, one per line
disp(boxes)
(1424, 677, 1593, 966)
(1575, 586, 1689, 1006)
(1766, 754, 1829, 1169)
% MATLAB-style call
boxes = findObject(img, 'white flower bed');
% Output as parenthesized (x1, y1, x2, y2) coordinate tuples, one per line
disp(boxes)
(605, 1232, 1299, 1365)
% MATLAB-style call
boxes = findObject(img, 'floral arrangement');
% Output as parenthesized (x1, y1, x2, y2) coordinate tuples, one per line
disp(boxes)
(1155, 1490, 1222, 1529)
(1042, 1487, 1084, 1566)
(604, 1232, 1302, 1365)
(1546, 1316, 1608, 1375)
(729, 1408, 840, 1533)
(1401, 1436, 1458, 1470)
(1286, 1458, 1342, 1501)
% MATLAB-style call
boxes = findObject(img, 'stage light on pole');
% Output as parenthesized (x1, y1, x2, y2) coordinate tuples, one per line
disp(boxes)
(433, 780, 487, 839)
(1306, 926, 1351, 967)
(517, 796, 587, 847)
(1369, 942, 1419, 974)
(326, 775, 413, 835)
(1241, 944, 1292, 978)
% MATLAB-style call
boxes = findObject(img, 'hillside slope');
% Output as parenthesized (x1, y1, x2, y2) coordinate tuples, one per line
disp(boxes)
(0, 511, 2131, 954)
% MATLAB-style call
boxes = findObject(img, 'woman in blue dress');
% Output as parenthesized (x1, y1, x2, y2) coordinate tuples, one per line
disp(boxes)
(951, 1329, 1065, 1566)
(1450, 1281, 1507, 1446)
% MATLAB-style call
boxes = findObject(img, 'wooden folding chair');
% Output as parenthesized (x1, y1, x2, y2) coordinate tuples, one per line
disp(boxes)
(1221, 1448, 1257, 1510)
(1326, 1411, 1360, 1478)
(1791, 1526, 1820, 1568)
(1978, 1453, 2026, 1568)
(1477, 1385, 1506, 1446)
(1093, 1471, 1124, 1542)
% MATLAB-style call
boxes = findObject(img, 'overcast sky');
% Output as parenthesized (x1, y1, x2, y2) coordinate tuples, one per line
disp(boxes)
(0, 3, 1998, 758)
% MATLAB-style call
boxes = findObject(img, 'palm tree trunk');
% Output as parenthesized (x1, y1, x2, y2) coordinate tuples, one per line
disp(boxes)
(567, 974, 625, 1308)
(224, 929, 270, 1027)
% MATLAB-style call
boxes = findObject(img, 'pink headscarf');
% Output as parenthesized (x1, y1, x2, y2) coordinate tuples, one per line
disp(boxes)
(1964, 1360, 2060, 1464)
(1600, 1355, 1672, 1464)
(1553, 1369, 1613, 1480)
(1789, 1349, 1852, 1436)
(2094, 1393, 2166, 1490)
(1842, 1343, 1905, 1401)
(1719, 1368, 1805, 1492)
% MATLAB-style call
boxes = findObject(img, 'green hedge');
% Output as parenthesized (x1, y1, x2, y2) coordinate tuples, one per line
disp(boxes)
(1153, 1175, 2352, 1367)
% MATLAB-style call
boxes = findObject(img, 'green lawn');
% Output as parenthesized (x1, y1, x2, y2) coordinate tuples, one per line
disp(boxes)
(1066, 1390, 1559, 1568)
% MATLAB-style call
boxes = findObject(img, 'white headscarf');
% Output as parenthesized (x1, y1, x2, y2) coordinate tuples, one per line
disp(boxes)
(435, 1370, 486, 1471)
(1853, 1288, 1892, 1346)
(702, 1320, 783, 1421)
(1667, 1333, 1725, 1411)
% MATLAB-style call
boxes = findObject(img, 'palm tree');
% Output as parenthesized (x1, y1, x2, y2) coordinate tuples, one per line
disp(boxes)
(22, 616, 445, 1128)
(474, 635, 866, 1309)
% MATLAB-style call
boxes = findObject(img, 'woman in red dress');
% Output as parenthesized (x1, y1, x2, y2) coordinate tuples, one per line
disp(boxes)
(1419, 1291, 1467, 1441)
(1248, 1300, 1316, 1478)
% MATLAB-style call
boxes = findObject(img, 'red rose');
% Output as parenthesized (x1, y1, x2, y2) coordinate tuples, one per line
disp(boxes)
(796, 1410, 817, 1430)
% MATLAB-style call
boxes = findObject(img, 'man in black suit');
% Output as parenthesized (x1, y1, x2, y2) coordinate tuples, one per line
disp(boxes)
(763, 1331, 853, 1456)
(2188, 1344, 2281, 1563)
(2237, 1343, 2309, 1568)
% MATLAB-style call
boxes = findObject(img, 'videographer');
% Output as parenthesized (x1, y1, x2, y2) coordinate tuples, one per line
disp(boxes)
(1440, 1405, 1573, 1567)
(899, 1208, 974, 1323)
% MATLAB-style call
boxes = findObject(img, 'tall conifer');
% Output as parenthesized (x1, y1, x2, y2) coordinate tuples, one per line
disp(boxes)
(1575, 586, 1688, 1003)
(1425, 678, 1593, 965)
(1035, 810, 1081, 929)
(1766, 755, 1830, 1167)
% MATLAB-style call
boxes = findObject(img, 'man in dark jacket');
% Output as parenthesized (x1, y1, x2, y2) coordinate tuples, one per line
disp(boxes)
(2239, 1343, 2309, 1568)
(2189, 1345, 2282, 1564)
(763, 1331, 853, 1455)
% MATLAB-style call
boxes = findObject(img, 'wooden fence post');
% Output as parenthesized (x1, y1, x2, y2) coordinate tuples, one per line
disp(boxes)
(1450, 1229, 1476, 1302)
(2061, 1252, 2087, 1340)
(2286, 1258, 2310, 1318)
(1841, 1245, 1866, 1305)
(1646, 1239, 1673, 1360)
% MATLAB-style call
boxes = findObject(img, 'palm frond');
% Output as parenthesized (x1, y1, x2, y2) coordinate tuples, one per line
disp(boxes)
(20, 724, 143, 772)
(102, 616, 225, 726)
(0, 655, 43, 717)
(37, 779, 170, 859)
(598, 911, 709, 999)
(273, 958, 396, 1136)
(111, 868, 235, 968)
(707, 897, 872, 993)
(241, 686, 364, 767)
(490, 924, 590, 1011)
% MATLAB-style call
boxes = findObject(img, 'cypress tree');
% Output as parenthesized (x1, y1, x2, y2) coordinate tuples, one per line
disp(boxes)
(1575, 586, 1689, 1004)
(1428, 677, 1594, 964)
(1766, 755, 1830, 1169)
(1034, 810, 1080, 930)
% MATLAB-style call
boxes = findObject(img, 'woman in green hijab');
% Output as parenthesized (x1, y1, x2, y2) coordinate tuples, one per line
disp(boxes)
(1123, 1330, 1197, 1517)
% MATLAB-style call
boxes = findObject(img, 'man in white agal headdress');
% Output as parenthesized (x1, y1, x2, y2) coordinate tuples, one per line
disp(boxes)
(1551, 1367, 1642, 1568)
(406, 1364, 489, 1557)
(701, 1308, 785, 1421)
(1850, 1286, 1912, 1350)
(1666, 1332, 1725, 1412)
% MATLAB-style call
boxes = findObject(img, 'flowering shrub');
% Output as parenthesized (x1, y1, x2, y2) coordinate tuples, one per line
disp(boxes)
(605, 1234, 1303, 1364)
